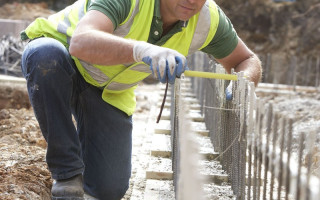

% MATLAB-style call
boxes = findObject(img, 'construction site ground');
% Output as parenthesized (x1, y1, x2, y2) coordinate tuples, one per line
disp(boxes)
(0, 1, 320, 199)
(1, 75, 320, 199)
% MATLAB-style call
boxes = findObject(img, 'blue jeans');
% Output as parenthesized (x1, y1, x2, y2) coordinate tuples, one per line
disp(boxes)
(21, 37, 132, 200)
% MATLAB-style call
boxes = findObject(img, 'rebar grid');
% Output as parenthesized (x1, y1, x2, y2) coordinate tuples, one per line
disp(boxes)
(0, 35, 25, 77)
(171, 52, 320, 200)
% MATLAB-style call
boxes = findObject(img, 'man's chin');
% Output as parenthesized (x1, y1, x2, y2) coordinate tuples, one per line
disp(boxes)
(178, 15, 192, 22)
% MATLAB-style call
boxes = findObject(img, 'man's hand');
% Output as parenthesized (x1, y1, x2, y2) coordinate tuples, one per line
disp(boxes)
(133, 41, 187, 84)
(225, 81, 233, 101)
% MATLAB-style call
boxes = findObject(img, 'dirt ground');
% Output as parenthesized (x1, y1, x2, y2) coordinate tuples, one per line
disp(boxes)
(0, 2, 54, 20)
(0, 81, 51, 199)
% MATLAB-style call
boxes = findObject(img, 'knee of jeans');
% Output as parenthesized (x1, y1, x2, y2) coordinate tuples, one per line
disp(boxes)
(86, 178, 129, 200)
(21, 38, 74, 79)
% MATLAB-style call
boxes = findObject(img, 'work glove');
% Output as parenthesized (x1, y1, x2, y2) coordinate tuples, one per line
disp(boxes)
(225, 81, 233, 101)
(133, 41, 188, 84)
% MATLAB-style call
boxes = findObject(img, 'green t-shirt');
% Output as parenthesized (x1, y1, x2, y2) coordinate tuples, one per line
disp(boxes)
(88, 0, 238, 59)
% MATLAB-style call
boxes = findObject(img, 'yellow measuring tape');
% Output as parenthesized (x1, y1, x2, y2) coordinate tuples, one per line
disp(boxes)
(184, 70, 238, 80)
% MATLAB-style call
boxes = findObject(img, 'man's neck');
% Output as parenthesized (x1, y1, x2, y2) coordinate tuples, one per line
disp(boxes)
(162, 22, 178, 36)
(160, 0, 180, 35)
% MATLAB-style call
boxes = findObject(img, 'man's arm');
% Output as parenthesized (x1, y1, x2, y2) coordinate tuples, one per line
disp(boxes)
(69, 10, 136, 65)
(69, 10, 187, 84)
(216, 37, 262, 86)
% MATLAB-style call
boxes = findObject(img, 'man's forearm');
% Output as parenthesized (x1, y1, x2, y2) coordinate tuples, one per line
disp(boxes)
(69, 30, 136, 65)
(234, 54, 262, 87)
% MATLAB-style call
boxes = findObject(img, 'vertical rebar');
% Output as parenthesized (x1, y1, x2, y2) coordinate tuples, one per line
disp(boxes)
(285, 118, 293, 200)
(227, 80, 234, 178)
(257, 104, 264, 200)
(231, 79, 239, 195)
(172, 79, 181, 197)
(239, 77, 247, 199)
(278, 117, 286, 199)
(247, 142, 252, 200)
(247, 83, 256, 200)
(296, 133, 305, 200)
(220, 83, 228, 169)
(306, 131, 316, 200)
(253, 100, 262, 200)
(171, 85, 175, 171)
(263, 103, 273, 199)
(269, 113, 279, 200)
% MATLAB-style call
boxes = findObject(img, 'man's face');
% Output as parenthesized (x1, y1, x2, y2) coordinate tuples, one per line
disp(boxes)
(161, 0, 206, 21)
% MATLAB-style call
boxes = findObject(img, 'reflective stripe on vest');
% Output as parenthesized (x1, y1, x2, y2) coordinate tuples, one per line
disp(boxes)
(113, 0, 139, 37)
(79, 59, 110, 85)
(105, 63, 151, 92)
(108, 82, 139, 91)
(57, 6, 72, 44)
(189, 0, 219, 54)
(57, 0, 87, 44)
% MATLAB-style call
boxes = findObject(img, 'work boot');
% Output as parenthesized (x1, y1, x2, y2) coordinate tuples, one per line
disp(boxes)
(51, 174, 85, 200)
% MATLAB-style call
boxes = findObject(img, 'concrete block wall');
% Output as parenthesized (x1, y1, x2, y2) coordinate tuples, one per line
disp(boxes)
(0, 19, 29, 38)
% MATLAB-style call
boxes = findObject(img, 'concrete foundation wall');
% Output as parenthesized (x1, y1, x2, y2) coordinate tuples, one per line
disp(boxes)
(0, 19, 29, 38)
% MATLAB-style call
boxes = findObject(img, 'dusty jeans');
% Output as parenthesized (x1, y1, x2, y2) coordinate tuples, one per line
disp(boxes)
(21, 37, 132, 200)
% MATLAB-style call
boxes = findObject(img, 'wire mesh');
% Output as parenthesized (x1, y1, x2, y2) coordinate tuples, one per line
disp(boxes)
(170, 52, 320, 200)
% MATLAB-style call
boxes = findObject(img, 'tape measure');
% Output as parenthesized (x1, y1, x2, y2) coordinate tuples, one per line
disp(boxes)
(184, 70, 238, 80)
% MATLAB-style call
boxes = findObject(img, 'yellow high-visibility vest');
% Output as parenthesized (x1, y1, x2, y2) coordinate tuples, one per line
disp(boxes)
(24, 0, 219, 115)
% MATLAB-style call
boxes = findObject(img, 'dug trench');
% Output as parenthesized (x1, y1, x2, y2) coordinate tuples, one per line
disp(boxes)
(0, 79, 51, 199)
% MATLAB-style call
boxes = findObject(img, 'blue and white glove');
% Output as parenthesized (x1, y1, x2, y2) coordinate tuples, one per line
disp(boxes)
(225, 81, 233, 101)
(133, 41, 188, 84)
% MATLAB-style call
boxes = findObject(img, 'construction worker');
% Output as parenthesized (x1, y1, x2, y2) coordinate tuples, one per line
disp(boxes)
(20, 0, 262, 199)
